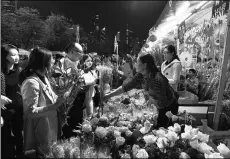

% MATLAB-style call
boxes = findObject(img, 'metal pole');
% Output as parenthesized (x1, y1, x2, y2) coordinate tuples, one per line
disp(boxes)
(213, 3, 230, 130)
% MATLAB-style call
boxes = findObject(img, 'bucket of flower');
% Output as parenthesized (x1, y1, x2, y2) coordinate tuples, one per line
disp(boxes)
(47, 107, 230, 159)
(166, 110, 197, 128)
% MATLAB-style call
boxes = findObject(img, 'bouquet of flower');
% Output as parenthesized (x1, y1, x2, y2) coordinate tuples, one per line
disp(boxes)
(48, 65, 85, 127)
(96, 65, 113, 115)
(166, 110, 196, 126)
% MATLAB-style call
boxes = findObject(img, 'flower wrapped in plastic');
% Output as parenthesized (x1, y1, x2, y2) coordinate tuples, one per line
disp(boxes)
(217, 143, 230, 157)
(95, 127, 108, 139)
(48, 66, 85, 126)
(96, 65, 113, 94)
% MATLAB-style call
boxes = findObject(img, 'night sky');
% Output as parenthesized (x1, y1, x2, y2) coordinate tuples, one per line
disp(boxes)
(17, 1, 167, 39)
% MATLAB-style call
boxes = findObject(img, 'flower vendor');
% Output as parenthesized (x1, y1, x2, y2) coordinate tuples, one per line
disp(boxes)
(161, 45, 182, 92)
(104, 52, 179, 128)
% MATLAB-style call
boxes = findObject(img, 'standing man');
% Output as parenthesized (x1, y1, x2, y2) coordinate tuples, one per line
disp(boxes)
(59, 43, 83, 71)
(55, 42, 86, 139)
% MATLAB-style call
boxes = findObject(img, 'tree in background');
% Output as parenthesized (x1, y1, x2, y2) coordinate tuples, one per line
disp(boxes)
(1, 2, 44, 49)
(41, 13, 75, 51)
(1, 4, 111, 53)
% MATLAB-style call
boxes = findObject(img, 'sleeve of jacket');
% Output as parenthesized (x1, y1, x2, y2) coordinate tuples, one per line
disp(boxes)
(154, 74, 169, 109)
(122, 73, 143, 92)
(21, 79, 40, 115)
(168, 63, 181, 85)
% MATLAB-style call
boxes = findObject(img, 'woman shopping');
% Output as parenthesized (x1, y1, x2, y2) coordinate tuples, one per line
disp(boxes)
(81, 54, 99, 118)
(19, 47, 65, 157)
(103, 52, 179, 128)
(161, 45, 182, 92)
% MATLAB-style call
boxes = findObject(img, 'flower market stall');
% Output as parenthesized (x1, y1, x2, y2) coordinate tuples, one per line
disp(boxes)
(144, 1, 230, 129)
(46, 89, 230, 158)
(44, 1, 230, 158)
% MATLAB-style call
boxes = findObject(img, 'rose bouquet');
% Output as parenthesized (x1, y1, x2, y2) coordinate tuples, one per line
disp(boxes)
(96, 65, 113, 115)
(48, 64, 85, 127)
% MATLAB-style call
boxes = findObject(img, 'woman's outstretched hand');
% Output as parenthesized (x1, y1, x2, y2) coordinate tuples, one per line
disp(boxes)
(103, 93, 111, 102)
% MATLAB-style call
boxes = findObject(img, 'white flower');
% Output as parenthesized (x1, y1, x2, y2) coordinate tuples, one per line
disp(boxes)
(168, 126, 175, 132)
(217, 143, 230, 157)
(143, 135, 157, 145)
(119, 126, 129, 133)
(140, 127, 150, 134)
(95, 127, 108, 139)
(132, 144, 140, 157)
(172, 115, 179, 122)
(82, 124, 92, 133)
(184, 125, 193, 133)
(90, 118, 99, 126)
(114, 130, 121, 138)
(166, 111, 174, 118)
(121, 153, 131, 159)
(181, 132, 192, 140)
(173, 123, 181, 133)
(204, 153, 223, 158)
(189, 139, 199, 149)
(156, 137, 168, 149)
(125, 130, 133, 137)
(106, 126, 114, 132)
(136, 149, 149, 159)
(190, 128, 199, 137)
(197, 131, 209, 143)
(116, 137, 125, 147)
(140, 120, 152, 134)
(166, 131, 179, 145)
(198, 142, 214, 155)
(155, 129, 166, 137)
(179, 152, 190, 159)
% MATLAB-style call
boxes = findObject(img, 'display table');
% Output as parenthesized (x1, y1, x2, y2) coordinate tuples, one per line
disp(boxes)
(179, 101, 215, 125)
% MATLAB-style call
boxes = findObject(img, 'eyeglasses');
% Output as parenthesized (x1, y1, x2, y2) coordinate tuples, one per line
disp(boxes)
(73, 49, 83, 55)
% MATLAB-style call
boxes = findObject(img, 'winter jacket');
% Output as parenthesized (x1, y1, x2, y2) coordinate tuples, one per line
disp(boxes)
(161, 59, 182, 92)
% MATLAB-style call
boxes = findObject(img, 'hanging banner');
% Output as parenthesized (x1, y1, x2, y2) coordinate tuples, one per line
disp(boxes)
(181, 19, 214, 69)
(178, 21, 186, 45)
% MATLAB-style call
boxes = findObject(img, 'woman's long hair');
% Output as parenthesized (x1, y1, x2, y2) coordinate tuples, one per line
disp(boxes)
(164, 45, 180, 61)
(1, 44, 19, 74)
(19, 47, 52, 85)
(138, 53, 160, 74)
(80, 54, 94, 70)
